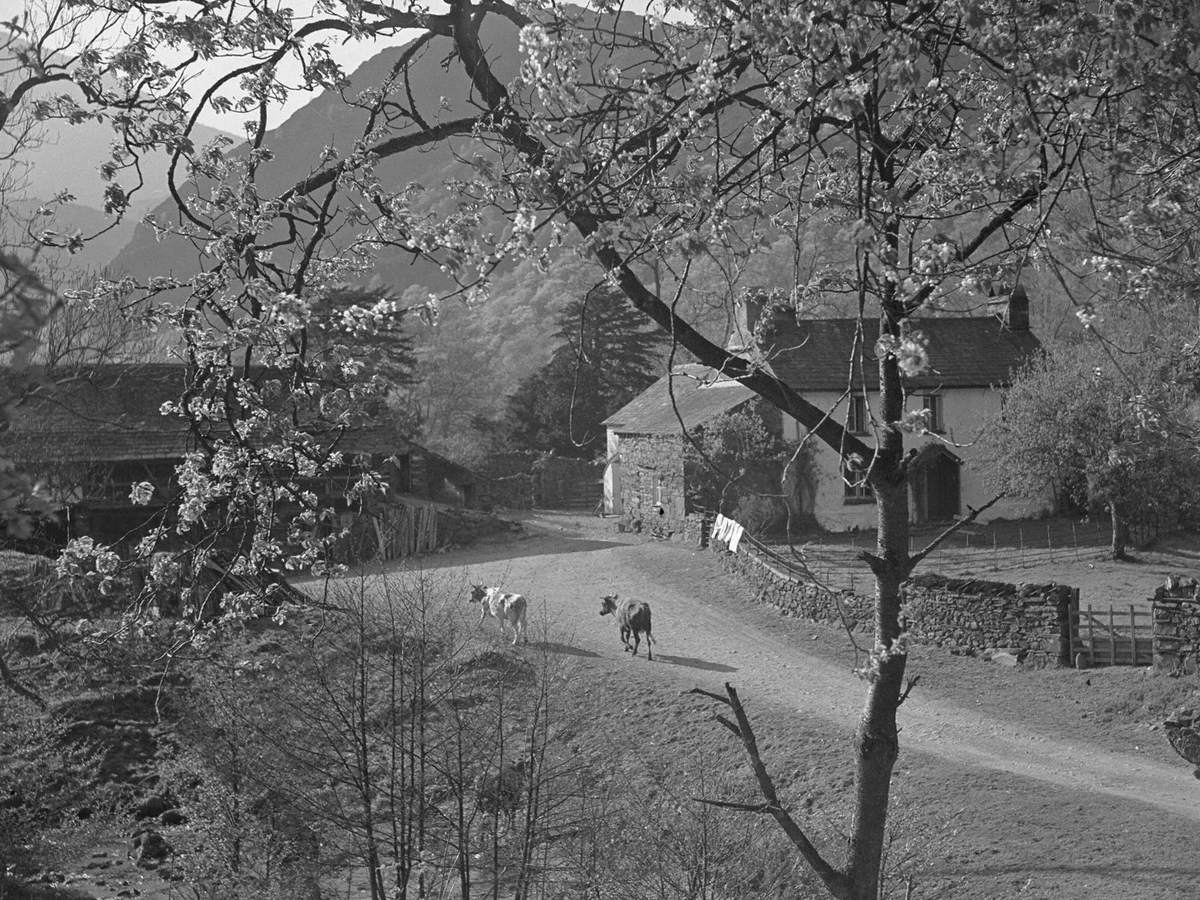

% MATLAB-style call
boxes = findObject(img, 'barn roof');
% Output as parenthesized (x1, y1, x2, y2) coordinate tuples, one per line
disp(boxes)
(1, 363, 423, 464)
(3, 363, 191, 462)
(602, 364, 758, 435)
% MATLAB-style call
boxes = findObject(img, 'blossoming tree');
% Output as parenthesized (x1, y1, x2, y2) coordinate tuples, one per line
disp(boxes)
(993, 335, 1200, 559)
(11, 1, 1200, 897)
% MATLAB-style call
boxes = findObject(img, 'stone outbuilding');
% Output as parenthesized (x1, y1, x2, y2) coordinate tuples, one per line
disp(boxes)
(601, 364, 763, 535)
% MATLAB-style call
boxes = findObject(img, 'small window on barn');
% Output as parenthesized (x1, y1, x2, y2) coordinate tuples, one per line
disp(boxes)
(923, 394, 944, 434)
(843, 457, 873, 504)
(848, 394, 870, 435)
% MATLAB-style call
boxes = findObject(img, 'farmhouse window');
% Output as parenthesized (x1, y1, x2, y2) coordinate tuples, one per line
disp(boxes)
(843, 458, 873, 503)
(923, 394, 944, 433)
(848, 394, 870, 435)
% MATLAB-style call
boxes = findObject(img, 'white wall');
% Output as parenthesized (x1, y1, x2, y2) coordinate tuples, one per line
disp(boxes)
(603, 430, 622, 515)
(784, 388, 1051, 531)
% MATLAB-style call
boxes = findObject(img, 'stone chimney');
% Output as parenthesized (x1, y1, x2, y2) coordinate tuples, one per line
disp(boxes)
(730, 288, 797, 351)
(987, 284, 1030, 332)
(729, 289, 767, 351)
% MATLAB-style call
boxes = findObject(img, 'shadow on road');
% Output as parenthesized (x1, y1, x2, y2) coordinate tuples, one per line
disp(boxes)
(420, 536, 628, 570)
(531, 641, 601, 659)
(656, 653, 738, 673)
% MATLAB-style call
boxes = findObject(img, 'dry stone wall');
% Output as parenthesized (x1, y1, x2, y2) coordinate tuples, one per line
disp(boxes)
(1153, 575, 1200, 674)
(903, 573, 1073, 667)
(717, 545, 1074, 665)
(717, 541, 874, 627)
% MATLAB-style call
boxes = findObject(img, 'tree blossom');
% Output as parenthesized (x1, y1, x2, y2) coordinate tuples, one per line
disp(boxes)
(129, 481, 155, 505)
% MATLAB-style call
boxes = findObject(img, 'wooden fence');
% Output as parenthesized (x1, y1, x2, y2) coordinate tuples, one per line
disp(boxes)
(1069, 604, 1155, 667)
(349, 500, 442, 562)
(730, 529, 810, 582)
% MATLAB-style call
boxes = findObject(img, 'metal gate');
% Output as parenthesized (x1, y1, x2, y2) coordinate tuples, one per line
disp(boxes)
(1070, 604, 1154, 667)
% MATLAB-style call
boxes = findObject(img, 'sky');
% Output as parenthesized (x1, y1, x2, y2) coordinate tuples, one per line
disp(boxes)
(0, 0, 419, 134)
(1, 0, 659, 136)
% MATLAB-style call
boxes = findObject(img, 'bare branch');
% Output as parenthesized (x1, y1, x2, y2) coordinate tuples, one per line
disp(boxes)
(708, 682, 850, 897)
(693, 796, 773, 814)
(857, 550, 886, 575)
(0, 650, 47, 710)
(905, 493, 1005, 573)
(282, 117, 481, 203)
(713, 714, 741, 737)
(686, 686, 731, 706)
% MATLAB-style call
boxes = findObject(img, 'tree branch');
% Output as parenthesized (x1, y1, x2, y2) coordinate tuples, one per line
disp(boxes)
(0, 650, 47, 710)
(444, 1, 874, 462)
(687, 686, 732, 706)
(281, 117, 480, 202)
(693, 796, 773, 814)
(709, 682, 850, 898)
(905, 492, 1004, 573)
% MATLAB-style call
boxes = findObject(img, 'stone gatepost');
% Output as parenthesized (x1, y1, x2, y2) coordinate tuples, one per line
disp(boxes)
(1152, 575, 1200, 674)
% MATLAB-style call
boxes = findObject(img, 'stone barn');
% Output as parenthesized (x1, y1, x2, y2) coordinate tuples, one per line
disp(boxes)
(602, 364, 764, 535)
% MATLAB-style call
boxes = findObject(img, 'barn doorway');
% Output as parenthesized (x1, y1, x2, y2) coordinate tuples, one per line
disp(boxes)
(910, 444, 961, 523)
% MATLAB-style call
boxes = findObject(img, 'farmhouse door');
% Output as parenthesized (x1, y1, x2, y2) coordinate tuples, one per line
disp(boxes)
(911, 446, 961, 523)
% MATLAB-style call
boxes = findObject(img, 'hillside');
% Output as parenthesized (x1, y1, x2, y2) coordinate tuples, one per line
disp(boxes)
(7, 71, 233, 274)
(105, 22, 523, 294)
(95, 12, 1082, 457)
(98, 17, 675, 453)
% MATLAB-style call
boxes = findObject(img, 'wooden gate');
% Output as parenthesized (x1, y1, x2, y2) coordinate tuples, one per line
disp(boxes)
(1069, 604, 1154, 667)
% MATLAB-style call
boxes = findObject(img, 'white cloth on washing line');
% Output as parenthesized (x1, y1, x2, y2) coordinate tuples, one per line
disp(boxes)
(727, 522, 745, 553)
(711, 514, 728, 542)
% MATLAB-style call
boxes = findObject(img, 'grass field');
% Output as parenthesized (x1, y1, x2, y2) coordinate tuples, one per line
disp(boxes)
(764, 516, 1200, 609)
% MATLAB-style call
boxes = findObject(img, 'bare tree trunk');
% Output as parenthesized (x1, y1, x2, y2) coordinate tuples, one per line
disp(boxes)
(845, 306, 911, 899)
(1110, 502, 1130, 560)
(846, 479, 908, 900)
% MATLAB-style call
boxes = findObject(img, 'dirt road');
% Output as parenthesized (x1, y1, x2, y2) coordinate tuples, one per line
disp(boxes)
(420, 527, 1200, 824)
(388, 518, 1200, 896)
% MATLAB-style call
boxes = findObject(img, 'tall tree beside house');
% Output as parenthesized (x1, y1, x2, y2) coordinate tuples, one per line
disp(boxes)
(12, 3, 1200, 898)
(992, 340, 1200, 559)
(684, 405, 812, 536)
(494, 287, 667, 456)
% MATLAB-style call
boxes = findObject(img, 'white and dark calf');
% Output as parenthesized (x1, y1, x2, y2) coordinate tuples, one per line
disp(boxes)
(470, 584, 528, 645)
(599, 593, 654, 660)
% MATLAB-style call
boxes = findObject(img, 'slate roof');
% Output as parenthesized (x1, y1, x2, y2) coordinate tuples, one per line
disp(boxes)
(760, 317, 1041, 392)
(1, 363, 426, 465)
(605, 314, 1040, 435)
(4, 364, 191, 462)
(603, 364, 757, 435)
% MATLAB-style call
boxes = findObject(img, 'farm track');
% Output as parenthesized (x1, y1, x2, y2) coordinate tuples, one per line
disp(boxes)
(296, 517, 1200, 898)
(380, 530, 1200, 822)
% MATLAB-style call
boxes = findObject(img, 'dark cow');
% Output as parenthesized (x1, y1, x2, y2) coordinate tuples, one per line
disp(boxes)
(599, 593, 654, 660)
